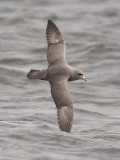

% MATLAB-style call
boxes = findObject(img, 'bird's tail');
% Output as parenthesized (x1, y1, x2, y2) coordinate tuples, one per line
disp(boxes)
(27, 69, 47, 80)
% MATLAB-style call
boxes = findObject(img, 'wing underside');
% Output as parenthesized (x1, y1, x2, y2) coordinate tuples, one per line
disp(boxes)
(46, 20, 64, 44)
(46, 20, 66, 65)
(50, 80, 73, 133)
(57, 106, 73, 133)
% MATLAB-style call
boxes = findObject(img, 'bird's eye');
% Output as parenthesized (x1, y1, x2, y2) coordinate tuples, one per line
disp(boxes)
(79, 73, 83, 76)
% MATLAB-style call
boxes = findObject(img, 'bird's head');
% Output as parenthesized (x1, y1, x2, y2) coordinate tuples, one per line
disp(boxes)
(69, 69, 87, 81)
(77, 70, 87, 81)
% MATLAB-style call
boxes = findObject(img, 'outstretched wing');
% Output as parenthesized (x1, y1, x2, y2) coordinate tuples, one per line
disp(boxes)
(46, 20, 66, 65)
(50, 80, 73, 133)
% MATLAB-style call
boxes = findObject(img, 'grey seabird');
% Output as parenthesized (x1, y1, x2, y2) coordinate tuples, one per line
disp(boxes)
(27, 20, 87, 133)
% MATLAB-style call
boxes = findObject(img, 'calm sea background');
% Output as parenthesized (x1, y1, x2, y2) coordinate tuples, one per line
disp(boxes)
(0, 0, 120, 160)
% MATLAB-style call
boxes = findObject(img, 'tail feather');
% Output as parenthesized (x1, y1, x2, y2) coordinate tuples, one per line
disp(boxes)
(27, 69, 47, 80)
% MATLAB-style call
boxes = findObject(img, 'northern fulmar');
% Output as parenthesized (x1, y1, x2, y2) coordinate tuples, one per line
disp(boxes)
(27, 20, 87, 133)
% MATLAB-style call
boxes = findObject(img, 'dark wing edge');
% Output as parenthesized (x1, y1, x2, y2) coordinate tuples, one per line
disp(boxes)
(57, 106, 73, 133)
(46, 20, 64, 45)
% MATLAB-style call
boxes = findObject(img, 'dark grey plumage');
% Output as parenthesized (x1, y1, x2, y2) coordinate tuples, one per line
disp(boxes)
(27, 20, 87, 133)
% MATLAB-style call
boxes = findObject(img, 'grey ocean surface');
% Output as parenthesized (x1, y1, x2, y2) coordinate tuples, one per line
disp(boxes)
(0, 0, 120, 160)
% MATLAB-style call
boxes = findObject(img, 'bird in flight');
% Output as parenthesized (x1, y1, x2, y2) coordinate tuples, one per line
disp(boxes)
(27, 20, 87, 133)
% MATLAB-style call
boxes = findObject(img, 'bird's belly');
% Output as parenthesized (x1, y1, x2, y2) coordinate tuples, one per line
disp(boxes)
(47, 66, 70, 82)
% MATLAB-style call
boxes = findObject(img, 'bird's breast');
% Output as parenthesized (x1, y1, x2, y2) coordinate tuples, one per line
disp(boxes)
(47, 65, 70, 82)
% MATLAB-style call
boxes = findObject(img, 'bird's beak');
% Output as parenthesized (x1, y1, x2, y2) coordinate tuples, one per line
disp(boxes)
(81, 75, 87, 81)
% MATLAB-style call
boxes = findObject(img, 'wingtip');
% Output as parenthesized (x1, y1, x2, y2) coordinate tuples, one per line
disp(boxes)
(57, 106, 73, 133)
(47, 19, 54, 31)
(47, 19, 54, 26)
(46, 19, 64, 45)
(48, 19, 52, 23)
